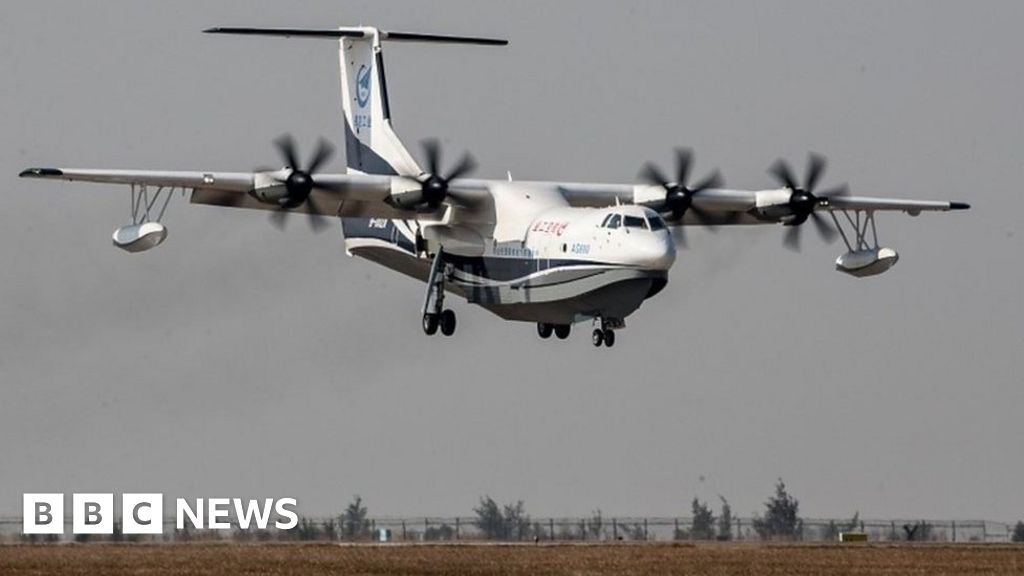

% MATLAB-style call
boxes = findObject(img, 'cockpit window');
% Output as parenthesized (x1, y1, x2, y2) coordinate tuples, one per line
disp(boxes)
(607, 214, 622, 229)
(623, 215, 647, 229)
(648, 215, 666, 231)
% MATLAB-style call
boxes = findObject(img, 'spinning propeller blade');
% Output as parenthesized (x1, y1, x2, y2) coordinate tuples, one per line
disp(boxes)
(640, 148, 724, 246)
(418, 139, 477, 207)
(768, 153, 848, 251)
(266, 135, 336, 232)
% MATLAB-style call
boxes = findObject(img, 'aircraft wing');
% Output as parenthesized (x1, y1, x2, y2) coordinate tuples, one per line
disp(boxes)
(823, 195, 969, 214)
(557, 181, 967, 219)
(20, 167, 969, 221)
(17, 167, 426, 219)
(19, 167, 254, 190)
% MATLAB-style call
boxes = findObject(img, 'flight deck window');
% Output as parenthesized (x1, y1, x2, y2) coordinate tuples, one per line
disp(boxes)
(607, 214, 622, 229)
(648, 216, 666, 231)
(623, 216, 647, 229)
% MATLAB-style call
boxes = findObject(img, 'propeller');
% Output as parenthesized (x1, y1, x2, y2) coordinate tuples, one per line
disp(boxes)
(266, 134, 336, 232)
(640, 148, 724, 246)
(418, 139, 477, 208)
(768, 153, 848, 252)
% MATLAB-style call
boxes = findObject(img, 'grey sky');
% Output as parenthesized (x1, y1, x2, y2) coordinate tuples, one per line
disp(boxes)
(1, 0, 1021, 522)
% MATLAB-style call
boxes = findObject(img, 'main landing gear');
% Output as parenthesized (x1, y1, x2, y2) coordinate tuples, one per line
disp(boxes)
(422, 250, 457, 337)
(536, 317, 622, 348)
(422, 309, 456, 336)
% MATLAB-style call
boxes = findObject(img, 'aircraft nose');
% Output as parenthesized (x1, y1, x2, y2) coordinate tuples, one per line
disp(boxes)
(638, 232, 676, 270)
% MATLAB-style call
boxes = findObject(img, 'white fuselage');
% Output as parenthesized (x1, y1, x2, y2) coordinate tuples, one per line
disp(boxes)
(343, 183, 675, 325)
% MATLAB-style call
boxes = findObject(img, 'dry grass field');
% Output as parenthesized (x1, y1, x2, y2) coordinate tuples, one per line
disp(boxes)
(1, 542, 1023, 576)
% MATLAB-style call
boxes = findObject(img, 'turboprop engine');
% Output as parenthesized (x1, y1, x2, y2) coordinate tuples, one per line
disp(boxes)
(388, 140, 477, 211)
(251, 135, 342, 232)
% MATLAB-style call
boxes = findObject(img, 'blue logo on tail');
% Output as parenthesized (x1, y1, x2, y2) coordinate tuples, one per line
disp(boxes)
(356, 65, 371, 108)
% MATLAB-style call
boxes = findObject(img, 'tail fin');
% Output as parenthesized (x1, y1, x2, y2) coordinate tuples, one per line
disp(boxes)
(338, 28, 419, 176)
(204, 27, 507, 177)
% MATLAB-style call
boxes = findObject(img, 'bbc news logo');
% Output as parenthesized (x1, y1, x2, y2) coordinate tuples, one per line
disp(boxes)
(23, 494, 298, 535)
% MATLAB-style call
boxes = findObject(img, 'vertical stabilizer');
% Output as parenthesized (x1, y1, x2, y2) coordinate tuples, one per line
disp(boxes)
(339, 28, 421, 176)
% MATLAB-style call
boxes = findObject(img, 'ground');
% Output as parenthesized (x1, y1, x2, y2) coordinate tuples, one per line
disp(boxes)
(1, 542, 1023, 575)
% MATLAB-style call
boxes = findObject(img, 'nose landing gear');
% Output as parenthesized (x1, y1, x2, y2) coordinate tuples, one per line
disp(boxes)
(591, 328, 616, 347)
(591, 317, 621, 348)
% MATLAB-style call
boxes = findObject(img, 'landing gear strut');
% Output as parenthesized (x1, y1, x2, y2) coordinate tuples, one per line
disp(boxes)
(422, 249, 457, 337)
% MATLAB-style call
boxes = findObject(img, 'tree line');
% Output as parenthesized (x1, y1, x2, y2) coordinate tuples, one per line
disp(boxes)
(284, 479, 845, 542)
(22, 480, 1022, 543)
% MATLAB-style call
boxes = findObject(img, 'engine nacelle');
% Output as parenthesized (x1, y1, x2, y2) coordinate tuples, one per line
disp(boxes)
(835, 248, 899, 278)
(252, 185, 289, 205)
(754, 189, 797, 221)
(387, 176, 433, 210)
(252, 170, 334, 206)
(252, 172, 290, 205)
(388, 187, 426, 210)
(112, 222, 167, 253)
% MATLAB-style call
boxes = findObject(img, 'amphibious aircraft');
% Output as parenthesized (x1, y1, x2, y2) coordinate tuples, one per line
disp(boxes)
(20, 26, 969, 348)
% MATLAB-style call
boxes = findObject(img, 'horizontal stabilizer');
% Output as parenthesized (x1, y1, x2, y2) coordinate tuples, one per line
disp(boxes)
(204, 27, 508, 46)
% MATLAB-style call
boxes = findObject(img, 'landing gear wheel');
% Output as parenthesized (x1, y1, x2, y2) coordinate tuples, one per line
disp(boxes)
(554, 324, 571, 340)
(439, 309, 457, 336)
(422, 313, 439, 336)
(603, 329, 616, 348)
(592, 329, 604, 347)
(537, 323, 554, 339)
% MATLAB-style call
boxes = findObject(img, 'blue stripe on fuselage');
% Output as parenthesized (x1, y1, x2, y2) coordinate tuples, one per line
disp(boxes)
(343, 217, 629, 283)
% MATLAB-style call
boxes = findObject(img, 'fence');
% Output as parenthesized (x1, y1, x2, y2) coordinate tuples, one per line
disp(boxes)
(0, 516, 1015, 544)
